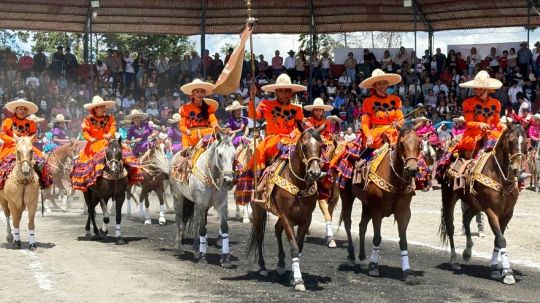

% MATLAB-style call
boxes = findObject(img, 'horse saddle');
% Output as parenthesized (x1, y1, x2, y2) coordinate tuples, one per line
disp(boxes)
(172, 146, 206, 184)
(253, 160, 285, 216)
(352, 144, 390, 188)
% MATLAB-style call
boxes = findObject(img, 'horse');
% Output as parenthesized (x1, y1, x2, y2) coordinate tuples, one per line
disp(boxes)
(234, 137, 257, 223)
(0, 135, 40, 250)
(247, 123, 324, 292)
(83, 139, 128, 245)
(526, 140, 540, 192)
(339, 126, 420, 284)
(171, 131, 236, 268)
(439, 124, 526, 285)
(42, 140, 83, 211)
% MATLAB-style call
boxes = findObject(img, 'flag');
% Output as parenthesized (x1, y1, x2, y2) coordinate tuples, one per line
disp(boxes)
(213, 25, 252, 95)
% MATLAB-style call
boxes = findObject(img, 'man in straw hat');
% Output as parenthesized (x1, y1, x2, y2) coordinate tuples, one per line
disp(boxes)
(0, 98, 51, 189)
(124, 109, 153, 157)
(224, 100, 249, 147)
(178, 79, 219, 148)
(71, 96, 142, 192)
(330, 69, 403, 188)
(235, 73, 306, 207)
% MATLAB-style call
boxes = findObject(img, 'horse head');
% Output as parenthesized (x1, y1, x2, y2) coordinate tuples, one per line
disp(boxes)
(105, 138, 124, 176)
(295, 121, 323, 183)
(16, 135, 34, 177)
(499, 123, 527, 178)
(212, 131, 236, 190)
(396, 126, 421, 178)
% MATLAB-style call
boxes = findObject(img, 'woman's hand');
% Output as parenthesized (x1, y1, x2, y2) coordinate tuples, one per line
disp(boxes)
(185, 129, 191, 136)
(366, 135, 374, 147)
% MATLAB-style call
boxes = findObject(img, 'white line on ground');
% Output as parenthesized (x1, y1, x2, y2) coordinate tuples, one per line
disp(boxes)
(20, 250, 54, 291)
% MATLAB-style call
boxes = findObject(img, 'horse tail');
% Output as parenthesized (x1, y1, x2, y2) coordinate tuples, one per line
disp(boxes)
(438, 184, 450, 245)
(246, 203, 267, 261)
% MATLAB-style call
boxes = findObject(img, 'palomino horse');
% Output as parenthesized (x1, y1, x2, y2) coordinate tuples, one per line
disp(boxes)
(43, 140, 83, 211)
(527, 141, 540, 192)
(83, 139, 128, 245)
(339, 126, 420, 283)
(247, 123, 324, 292)
(439, 124, 526, 285)
(317, 138, 341, 248)
(234, 137, 258, 223)
(0, 136, 40, 250)
(171, 131, 236, 268)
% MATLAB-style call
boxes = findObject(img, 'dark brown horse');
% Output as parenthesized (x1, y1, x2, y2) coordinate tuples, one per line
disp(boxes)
(83, 139, 128, 245)
(439, 123, 526, 285)
(247, 122, 324, 292)
(340, 126, 421, 284)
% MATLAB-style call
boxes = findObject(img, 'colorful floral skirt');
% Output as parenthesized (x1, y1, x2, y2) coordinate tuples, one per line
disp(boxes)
(0, 153, 52, 190)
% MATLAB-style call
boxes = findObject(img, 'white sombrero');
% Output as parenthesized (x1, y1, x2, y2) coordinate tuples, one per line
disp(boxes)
(27, 114, 44, 123)
(452, 116, 465, 123)
(83, 95, 116, 110)
(413, 116, 430, 123)
(203, 98, 219, 112)
(53, 114, 71, 123)
(459, 70, 502, 89)
(4, 98, 38, 115)
(168, 113, 181, 124)
(326, 115, 342, 123)
(532, 113, 540, 120)
(125, 109, 149, 121)
(359, 68, 402, 89)
(262, 74, 307, 93)
(304, 98, 333, 112)
(180, 79, 215, 95)
(225, 100, 247, 112)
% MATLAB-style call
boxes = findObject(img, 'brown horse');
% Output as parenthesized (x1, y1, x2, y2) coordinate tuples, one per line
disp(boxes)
(247, 122, 324, 292)
(339, 126, 420, 284)
(439, 123, 526, 285)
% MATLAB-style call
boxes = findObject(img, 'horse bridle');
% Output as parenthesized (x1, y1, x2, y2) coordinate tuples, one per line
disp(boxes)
(493, 130, 526, 182)
(207, 141, 235, 190)
(389, 150, 418, 183)
(104, 147, 125, 180)
(288, 130, 323, 183)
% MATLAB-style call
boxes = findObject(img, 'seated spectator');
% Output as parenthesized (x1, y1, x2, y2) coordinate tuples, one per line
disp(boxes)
(433, 79, 449, 96)
(338, 71, 352, 87)
(146, 101, 159, 116)
(25, 71, 40, 87)
(122, 91, 136, 109)
(425, 89, 437, 108)
(344, 127, 356, 142)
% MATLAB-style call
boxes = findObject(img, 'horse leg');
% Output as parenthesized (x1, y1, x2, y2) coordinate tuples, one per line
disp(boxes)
(318, 199, 336, 248)
(358, 205, 371, 265)
(486, 208, 515, 284)
(195, 207, 209, 263)
(280, 215, 305, 292)
(173, 194, 186, 255)
(441, 184, 460, 270)
(10, 205, 22, 249)
(27, 194, 38, 251)
(1, 202, 13, 244)
(249, 203, 268, 276)
(461, 205, 477, 262)
(114, 194, 125, 245)
(125, 185, 132, 217)
(99, 199, 110, 237)
(275, 219, 287, 275)
(157, 186, 166, 225)
(141, 188, 151, 224)
(218, 200, 233, 269)
(368, 212, 383, 277)
(83, 192, 92, 237)
(394, 202, 417, 284)
(340, 187, 355, 264)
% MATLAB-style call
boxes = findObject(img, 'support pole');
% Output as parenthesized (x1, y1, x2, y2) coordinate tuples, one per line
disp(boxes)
(527, 0, 531, 48)
(428, 30, 433, 56)
(308, 0, 315, 104)
(201, 0, 207, 79)
(413, 3, 418, 104)
(246, 0, 259, 202)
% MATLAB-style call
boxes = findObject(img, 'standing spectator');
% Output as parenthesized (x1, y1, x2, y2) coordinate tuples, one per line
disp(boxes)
(393, 46, 410, 70)
(224, 47, 234, 65)
(180, 53, 191, 78)
(466, 47, 481, 75)
(64, 47, 78, 82)
(456, 52, 467, 73)
(433, 48, 446, 74)
(105, 49, 121, 92)
(508, 47, 518, 75)
(344, 52, 358, 82)
(309, 52, 320, 79)
(271, 50, 283, 76)
(533, 42, 540, 77)
(50, 45, 66, 80)
(295, 51, 306, 80)
(485, 47, 500, 73)
(363, 48, 379, 72)
(499, 50, 509, 73)
(201, 49, 212, 77)
(168, 51, 181, 82)
(32, 47, 48, 75)
(123, 50, 136, 90)
(210, 53, 224, 81)
(156, 53, 169, 76)
(284, 50, 296, 79)
(517, 41, 533, 80)
(18, 51, 33, 77)
(508, 80, 522, 111)
(257, 54, 269, 77)
(320, 52, 333, 80)
(381, 50, 393, 72)
(421, 49, 432, 72)
(189, 51, 201, 76)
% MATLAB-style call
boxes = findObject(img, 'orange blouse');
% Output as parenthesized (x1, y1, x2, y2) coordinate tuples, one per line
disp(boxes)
(81, 114, 116, 142)
(361, 94, 403, 135)
(249, 99, 303, 135)
(0, 116, 37, 149)
(305, 116, 332, 140)
(462, 96, 502, 130)
(178, 102, 218, 133)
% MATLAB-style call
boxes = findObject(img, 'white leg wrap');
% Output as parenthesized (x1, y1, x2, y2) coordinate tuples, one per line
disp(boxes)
(221, 233, 230, 254)
(115, 224, 121, 238)
(126, 199, 131, 214)
(62, 196, 68, 207)
(14, 228, 20, 241)
(491, 247, 500, 266)
(102, 222, 108, 232)
(159, 204, 165, 217)
(139, 203, 144, 215)
(400, 250, 410, 271)
(144, 208, 150, 219)
(292, 257, 302, 282)
(29, 230, 35, 244)
(199, 235, 208, 254)
(326, 222, 334, 237)
(500, 248, 511, 269)
(370, 245, 380, 263)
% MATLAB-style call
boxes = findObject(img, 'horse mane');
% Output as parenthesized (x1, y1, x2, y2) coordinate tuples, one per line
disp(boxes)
(307, 128, 322, 142)
(398, 124, 415, 137)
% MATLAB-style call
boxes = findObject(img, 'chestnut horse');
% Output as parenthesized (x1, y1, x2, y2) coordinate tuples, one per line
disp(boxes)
(247, 123, 324, 292)
(439, 124, 526, 285)
(339, 126, 421, 284)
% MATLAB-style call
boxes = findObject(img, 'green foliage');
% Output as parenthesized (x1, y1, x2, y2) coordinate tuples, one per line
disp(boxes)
(100, 34, 195, 56)
(297, 33, 344, 57)
(220, 42, 235, 56)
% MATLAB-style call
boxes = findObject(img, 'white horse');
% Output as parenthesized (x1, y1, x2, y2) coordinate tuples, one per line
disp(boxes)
(171, 132, 236, 268)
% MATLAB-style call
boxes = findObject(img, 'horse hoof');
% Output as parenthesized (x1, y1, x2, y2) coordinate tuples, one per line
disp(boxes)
(403, 269, 419, 285)
(451, 262, 461, 271)
(491, 270, 502, 279)
(116, 237, 126, 245)
(462, 249, 472, 262)
(503, 274, 516, 285)
(91, 234, 102, 241)
(195, 252, 207, 263)
(6, 234, 13, 244)
(28, 243, 37, 251)
(158, 216, 166, 225)
(478, 232, 486, 238)
(276, 265, 287, 275)
(326, 237, 337, 248)
(221, 254, 233, 269)
(368, 262, 379, 277)
(242, 217, 250, 224)
(347, 256, 356, 266)
(259, 269, 269, 277)
(100, 229, 108, 237)
(12, 240, 21, 249)
(144, 219, 152, 225)
(294, 280, 306, 292)
(45, 208, 52, 213)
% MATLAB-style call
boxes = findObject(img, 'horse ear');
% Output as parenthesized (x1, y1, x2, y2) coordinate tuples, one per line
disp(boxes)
(29, 134, 36, 142)
(13, 133, 19, 142)
(215, 129, 223, 141)
(296, 120, 306, 133)
(118, 137, 122, 146)
(316, 123, 325, 134)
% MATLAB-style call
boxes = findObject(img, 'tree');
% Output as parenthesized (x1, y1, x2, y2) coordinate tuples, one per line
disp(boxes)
(220, 42, 235, 56)
(297, 33, 344, 57)
(100, 34, 195, 56)
(0, 30, 30, 54)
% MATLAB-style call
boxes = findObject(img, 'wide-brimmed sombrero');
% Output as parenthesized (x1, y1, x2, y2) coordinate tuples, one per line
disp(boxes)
(53, 114, 71, 123)
(83, 95, 116, 110)
(180, 79, 215, 95)
(500, 116, 513, 124)
(452, 116, 465, 123)
(5, 98, 38, 115)
(262, 74, 307, 93)
(459, 70, 502, 90)
(413, 116, 430, 123)
(125, 109, 149, 121)
(27, 114, 45, 123)
(304, 98, 333, 112)
(203, 98, 219, 112)
(326, 115, 342, 123)
(225, 100, 248, 112)
(359, 68, 402, 89)
(168, 113, 181, 124)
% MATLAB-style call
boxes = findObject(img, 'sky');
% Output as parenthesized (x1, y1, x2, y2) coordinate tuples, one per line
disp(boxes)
(188, 27, 540, 60)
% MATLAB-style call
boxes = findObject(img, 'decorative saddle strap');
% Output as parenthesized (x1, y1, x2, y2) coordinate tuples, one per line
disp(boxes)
(271, 173, 318, 197)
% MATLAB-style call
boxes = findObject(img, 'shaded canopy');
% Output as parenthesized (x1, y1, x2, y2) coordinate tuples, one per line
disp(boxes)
(0, 0, 539, 35)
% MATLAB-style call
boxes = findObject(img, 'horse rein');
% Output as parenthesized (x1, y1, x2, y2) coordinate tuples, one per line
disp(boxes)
(287, 131, 323, 183)
(389, 150, 418, 184)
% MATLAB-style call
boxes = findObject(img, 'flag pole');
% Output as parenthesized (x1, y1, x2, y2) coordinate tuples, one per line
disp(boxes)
(246, 0, 259, 201)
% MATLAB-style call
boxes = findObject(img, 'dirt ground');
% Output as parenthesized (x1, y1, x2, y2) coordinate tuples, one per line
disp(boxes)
(1, 187, 539, 303)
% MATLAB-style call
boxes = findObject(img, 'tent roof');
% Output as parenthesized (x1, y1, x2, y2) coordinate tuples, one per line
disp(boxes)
(0, 0, 539, 35)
